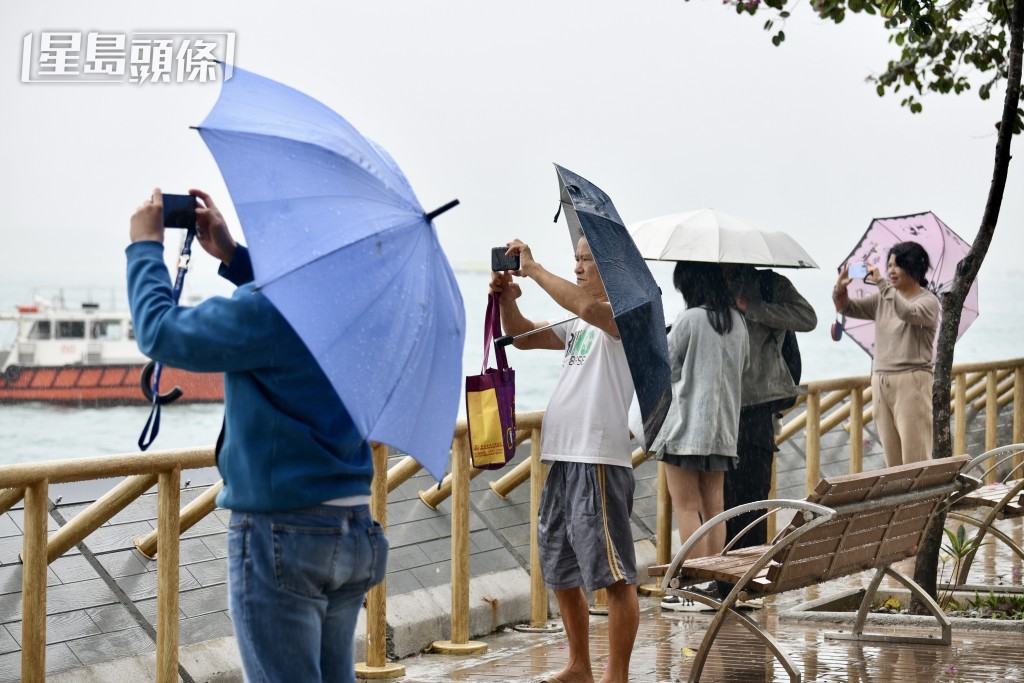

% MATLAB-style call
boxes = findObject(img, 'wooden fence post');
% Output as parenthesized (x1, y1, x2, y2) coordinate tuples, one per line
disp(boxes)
(850, 386, 864, 474)
(432, 434, 486, 655)
(155, 468, 180, 683)
(21, 480, 48, 683)
(515, 428, 561, 633)
(805, 392, 821, 495)
(356, 443, 405, 678)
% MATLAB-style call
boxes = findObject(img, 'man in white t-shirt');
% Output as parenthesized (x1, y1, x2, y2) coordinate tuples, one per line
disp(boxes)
(490, 235, 638, 683)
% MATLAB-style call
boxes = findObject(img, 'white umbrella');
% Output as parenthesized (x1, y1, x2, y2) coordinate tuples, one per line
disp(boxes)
(628, 208, 819, 268)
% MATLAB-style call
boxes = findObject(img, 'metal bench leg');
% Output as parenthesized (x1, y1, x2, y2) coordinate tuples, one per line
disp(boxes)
(827, 565, 951, 646)
(677, 589, 801, 683)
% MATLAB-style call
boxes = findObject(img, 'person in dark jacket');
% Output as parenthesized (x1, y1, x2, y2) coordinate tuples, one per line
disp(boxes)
(721, 265, 817, 555)
(128, 188, 386, 683)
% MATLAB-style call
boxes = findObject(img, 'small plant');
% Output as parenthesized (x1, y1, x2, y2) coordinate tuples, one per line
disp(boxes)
(938, 524, 987, 608)
(881, 596, 902, 611)
(966, 591, 1024, 620)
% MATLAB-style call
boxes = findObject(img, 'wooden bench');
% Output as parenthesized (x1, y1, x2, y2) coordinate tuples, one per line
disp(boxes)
(947, 444, 1024, 590)
(649, 456, 975, 683)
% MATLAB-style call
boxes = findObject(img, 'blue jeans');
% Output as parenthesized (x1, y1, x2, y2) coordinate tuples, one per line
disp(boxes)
(227, 505, 388, 683)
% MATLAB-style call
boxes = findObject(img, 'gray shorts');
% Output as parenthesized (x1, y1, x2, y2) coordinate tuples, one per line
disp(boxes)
(538, 461, 637, 592)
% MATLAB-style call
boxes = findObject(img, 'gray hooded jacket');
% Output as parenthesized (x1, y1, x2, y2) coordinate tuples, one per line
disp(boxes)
(728, 267, 817, 408)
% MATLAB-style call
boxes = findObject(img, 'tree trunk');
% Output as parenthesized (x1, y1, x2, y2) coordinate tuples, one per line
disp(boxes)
(911, 0, 1024, 611)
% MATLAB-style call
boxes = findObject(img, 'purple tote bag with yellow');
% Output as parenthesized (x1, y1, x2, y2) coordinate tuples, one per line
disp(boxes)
(465, 294, 516, 469)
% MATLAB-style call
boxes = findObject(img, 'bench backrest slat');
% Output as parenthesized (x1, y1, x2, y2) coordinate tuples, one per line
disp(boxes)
(764, 456, 968, 589)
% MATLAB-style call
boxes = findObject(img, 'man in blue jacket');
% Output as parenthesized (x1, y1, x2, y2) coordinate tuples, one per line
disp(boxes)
(127, 188, 386, 683)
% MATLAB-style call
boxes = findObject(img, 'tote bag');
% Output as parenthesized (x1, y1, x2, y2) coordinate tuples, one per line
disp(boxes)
(465, 293, 516, 469)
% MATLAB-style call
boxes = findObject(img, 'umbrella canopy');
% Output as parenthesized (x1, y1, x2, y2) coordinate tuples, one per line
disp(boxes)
(197, 67, 464, 482)
(629, 208, 819, 268)
(838, 211, 978, 358)
(554, 165, 672, 450)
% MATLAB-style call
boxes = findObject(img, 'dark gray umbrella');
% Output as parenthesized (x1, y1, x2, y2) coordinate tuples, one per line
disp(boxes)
(554, 164, 671, 450)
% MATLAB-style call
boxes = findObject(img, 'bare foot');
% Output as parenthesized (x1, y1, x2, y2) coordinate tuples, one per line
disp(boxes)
(544, 667, 594, 683)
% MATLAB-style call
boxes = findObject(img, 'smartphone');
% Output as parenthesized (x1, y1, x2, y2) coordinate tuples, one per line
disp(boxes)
(848, 262, 868, 279)
(163, 194, 197, 230)
(491, 247, 520, 272)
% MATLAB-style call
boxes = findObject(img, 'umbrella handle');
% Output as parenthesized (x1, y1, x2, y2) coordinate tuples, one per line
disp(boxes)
(494, 335, 514, 349)
(140, 360, 184, 404)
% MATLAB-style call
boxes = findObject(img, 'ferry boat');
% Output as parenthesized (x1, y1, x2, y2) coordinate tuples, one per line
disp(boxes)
(0, 297, 222, 405)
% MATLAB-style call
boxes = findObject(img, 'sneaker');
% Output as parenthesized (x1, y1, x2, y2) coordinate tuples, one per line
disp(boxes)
(661, 587, 718, 613)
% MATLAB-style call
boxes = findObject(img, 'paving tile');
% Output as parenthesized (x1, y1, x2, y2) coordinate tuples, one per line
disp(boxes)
(79, 520, 155, 554)
(5, 509, 58, 534)
(179, 611, 233, 646)
(384, 569, 422, 597)
(0, 627, 16, 656)
(0, 517, 19, 540)
(94, 549, 149, 578)
(114, 568, 200, 602)
(200, 533, 227, 559)
(410, 561, 451, 592)
(6, 609, 102, 646)
(385, 544, 432, 573)
(185, 558, 226, 587)
(213, 509, 232, 527)
(0, 563, 60, 597)
(415, 538, 451, 565)
(178, 514, 227, 540)
(388, 498, 449, 525)
(0, 578, 117, 623)
(178, 536, 218, 566)
(469, 529, 505, 554)
(0, 642, 82, 682)
(84, 603, 139, 634)
(0, 537, 26, 565)
(134, 597, 163, 625)
(49, 555, 100, 584)
(65, 625, 155, 666)
(178, 584, 228, 618)
(469, 548, 520, 577)
(387, 521, 443, 549)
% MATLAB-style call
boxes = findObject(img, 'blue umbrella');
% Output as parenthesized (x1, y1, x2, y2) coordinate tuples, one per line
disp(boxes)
(196, 67, 464, 482)
(553, 165, 671, 450)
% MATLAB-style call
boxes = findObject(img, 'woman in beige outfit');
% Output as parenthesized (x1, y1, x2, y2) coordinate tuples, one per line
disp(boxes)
(833, 241, 940, 467)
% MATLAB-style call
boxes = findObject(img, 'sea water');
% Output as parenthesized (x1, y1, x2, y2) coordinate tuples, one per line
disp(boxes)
(0, 269, 1020, 466)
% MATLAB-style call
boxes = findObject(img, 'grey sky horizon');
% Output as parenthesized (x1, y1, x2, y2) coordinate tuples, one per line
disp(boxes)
(2, 0, 1021, 310)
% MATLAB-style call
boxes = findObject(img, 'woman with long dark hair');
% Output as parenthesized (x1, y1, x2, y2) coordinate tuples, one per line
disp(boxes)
(834, 240, 940, 466)
(654, 261, 749, 611)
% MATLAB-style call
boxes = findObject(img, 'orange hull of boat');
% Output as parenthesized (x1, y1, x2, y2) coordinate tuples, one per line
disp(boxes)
(0, 365, 223, 405)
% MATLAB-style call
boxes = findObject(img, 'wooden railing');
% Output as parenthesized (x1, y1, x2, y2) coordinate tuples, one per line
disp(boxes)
(2, 357, 1022, 681)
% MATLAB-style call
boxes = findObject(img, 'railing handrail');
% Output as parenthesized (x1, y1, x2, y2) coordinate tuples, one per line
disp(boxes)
(0, 446, 215, 488)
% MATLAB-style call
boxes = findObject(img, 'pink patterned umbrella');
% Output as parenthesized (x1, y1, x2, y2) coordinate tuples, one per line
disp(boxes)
(837, 211, 979, 358)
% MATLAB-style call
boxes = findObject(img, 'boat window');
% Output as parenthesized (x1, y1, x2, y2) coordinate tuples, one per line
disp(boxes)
(28, 321, 51, 340)
(56, 321, 86, 339)
(91, 320, 122, 341)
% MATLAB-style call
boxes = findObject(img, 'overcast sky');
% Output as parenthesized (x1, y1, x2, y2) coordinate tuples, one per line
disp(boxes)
(2, 0, 1021, 306)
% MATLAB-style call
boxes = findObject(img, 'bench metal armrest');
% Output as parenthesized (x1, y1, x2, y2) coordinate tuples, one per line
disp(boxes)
(659, 498, 834, 592)
(963, 444, 1024, 485)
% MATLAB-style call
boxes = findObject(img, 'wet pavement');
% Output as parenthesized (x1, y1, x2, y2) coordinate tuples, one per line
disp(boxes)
(389, 518, 1024, 682)
(391, 599, 1024, 682)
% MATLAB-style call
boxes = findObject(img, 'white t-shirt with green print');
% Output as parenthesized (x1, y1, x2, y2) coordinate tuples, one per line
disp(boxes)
(541, 317, 635, 468)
